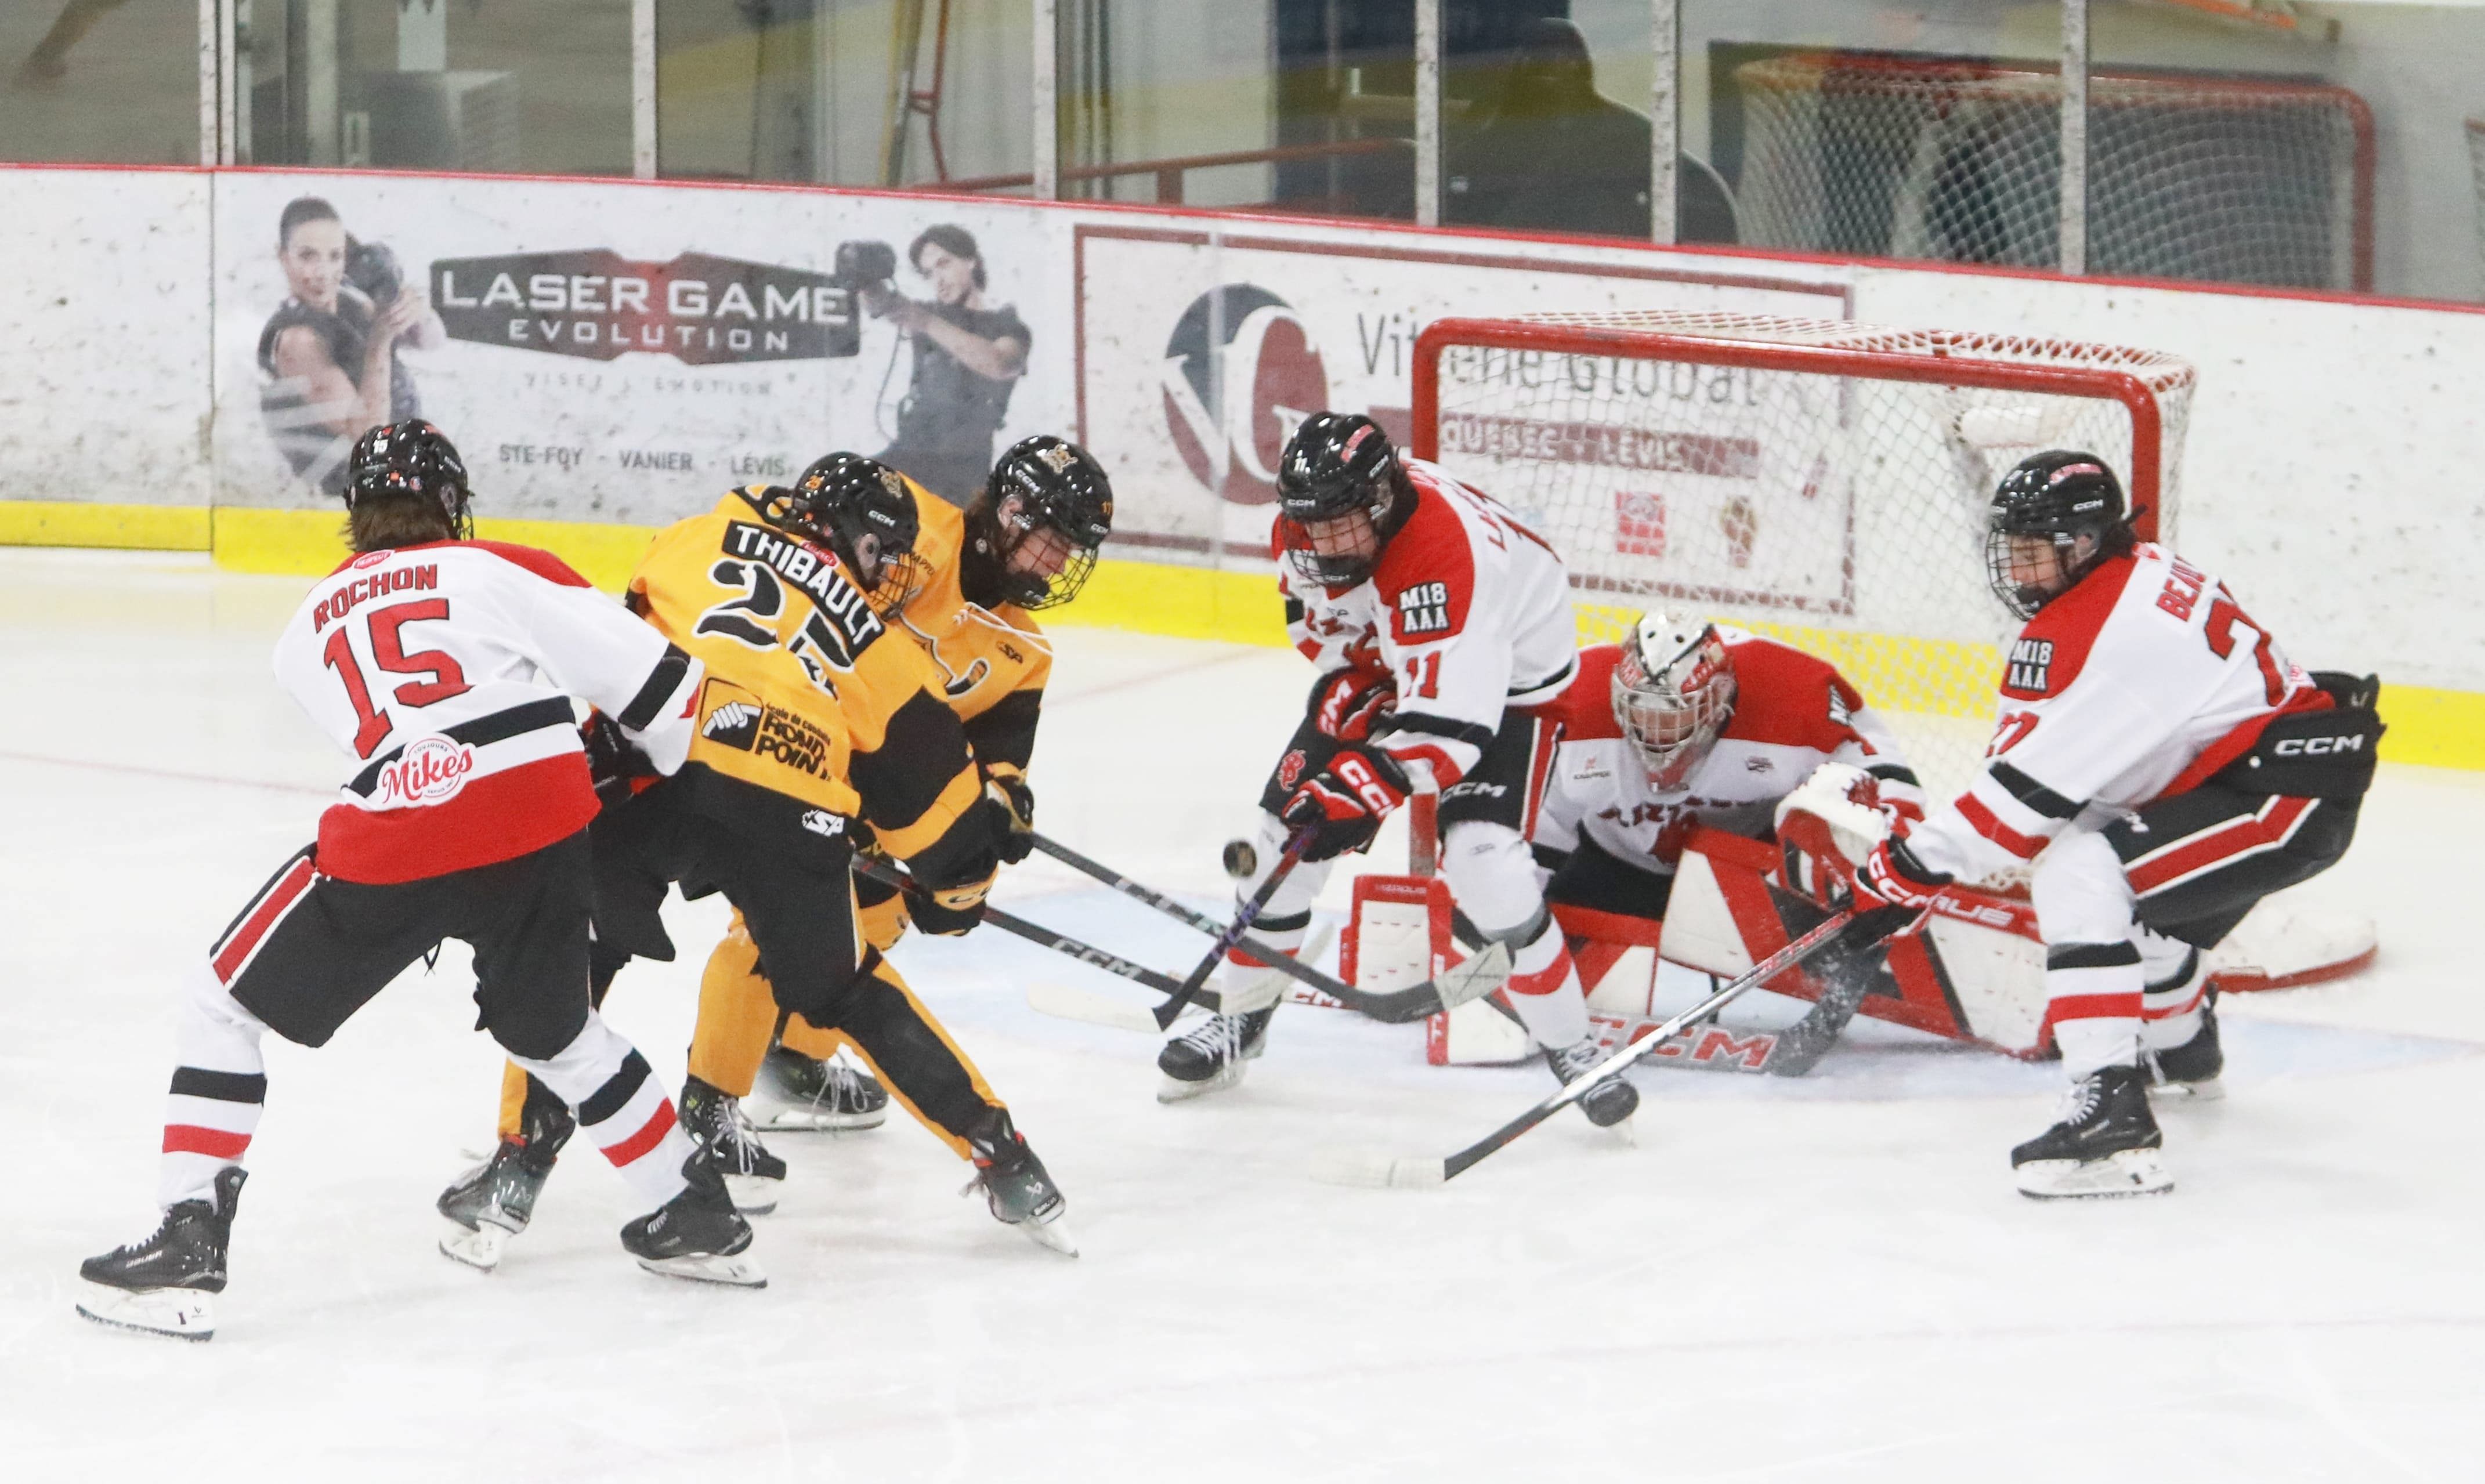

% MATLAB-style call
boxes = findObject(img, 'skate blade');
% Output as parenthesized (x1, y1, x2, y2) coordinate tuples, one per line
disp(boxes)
(1307, 1148, 1446, 1190)
(1014, 1212, 1081, 1258)
(2015, 1147, 2175, 1200)
(437, 1219, 511, 1272)
(2147, 1077, 2225, 1103)
(76, 1284, 216, 1341)
(723, 1174, 782, 1217)
(636, 1251, 768, 1287)
(1156, 1063, 1247, 1103)
(753, 1103, 890, 1133)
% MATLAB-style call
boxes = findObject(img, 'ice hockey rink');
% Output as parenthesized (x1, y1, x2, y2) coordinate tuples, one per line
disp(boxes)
(3, 546, 2479, 1482)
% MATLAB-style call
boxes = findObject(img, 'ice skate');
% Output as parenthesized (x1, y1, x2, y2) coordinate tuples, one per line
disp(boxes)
(679, 1076, 787, 1215)
(1156, 1006, 1274, 1103)
(77, 1167, 246, 1341)
(754, 1044, 890, 1132)
(620, 1156, 765, 1287)
(437, 1096, 574, 1271)
(1545, 1036, 1640, 1129)
(963, 1108, 1077, 1256)
(2013, 1065, 2173, 1199)
(2146, 997, 2224, 1102)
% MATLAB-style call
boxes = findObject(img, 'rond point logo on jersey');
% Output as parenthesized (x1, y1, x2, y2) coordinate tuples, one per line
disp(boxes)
(1160, 285, 1329, 506)
(375, 736, 478, 806)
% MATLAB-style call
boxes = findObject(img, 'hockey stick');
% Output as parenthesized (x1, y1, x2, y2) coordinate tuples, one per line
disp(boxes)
(1026, 831, 1508, 1023)
(1155, 824, 1318, 1029)
(1029, 925, 1339, 1033)
(1312, 905, 1922, 1188)
(1030, 933, 1511, 1033)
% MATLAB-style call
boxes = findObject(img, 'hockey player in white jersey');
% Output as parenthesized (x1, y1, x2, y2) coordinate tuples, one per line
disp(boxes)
(1156, 413, 1638, 1123)
(1836, 451, 2376, 1199)
(1532, 611, 1923, 923)
(77, 422, 759, 1341)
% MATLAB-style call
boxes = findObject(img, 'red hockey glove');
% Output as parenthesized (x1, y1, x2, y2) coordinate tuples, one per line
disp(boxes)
(1858, 832, 1952, 912)
(1278, 745, 1412, 863)
(1307, 668, 1395, 743)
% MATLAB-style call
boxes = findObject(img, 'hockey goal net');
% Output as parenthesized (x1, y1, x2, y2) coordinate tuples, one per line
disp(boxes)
(1733, 53, 2374, 292)
(1410, 310, 2197, 808)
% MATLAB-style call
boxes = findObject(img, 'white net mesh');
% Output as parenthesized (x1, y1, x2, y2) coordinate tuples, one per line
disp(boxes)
(1735, 54, 2372, 291)
(1421, 310, 2195, 803)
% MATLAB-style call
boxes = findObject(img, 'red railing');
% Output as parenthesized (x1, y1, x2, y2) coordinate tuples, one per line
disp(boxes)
(945, 136, 1408, 207)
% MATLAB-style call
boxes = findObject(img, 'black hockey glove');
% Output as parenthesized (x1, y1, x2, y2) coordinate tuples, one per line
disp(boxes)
(580, 710, 659, 809)
(904, 795, 1012, 936)
(984, 764, 1036, 866)
(1278, 744, 1412, 863)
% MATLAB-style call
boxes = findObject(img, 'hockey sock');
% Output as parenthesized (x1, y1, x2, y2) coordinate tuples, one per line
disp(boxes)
(2139, 944, 2208, 1052)
(511, 1018, 693, 1214)
(686, 913, 778, 1099)
(1497, 914, 1591, 1051)
(157, 962, 272, 1209)
(2045, 940, 2146, 1077)
(1220, 910, 1310, 975)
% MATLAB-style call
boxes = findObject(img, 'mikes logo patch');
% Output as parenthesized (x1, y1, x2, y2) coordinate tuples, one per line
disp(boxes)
(2005, 638, 2056, 695)
(1394, 581, 1453, 639)
(375, 736, 476, 806)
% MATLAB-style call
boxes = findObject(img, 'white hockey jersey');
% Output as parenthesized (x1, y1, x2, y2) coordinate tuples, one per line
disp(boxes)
(1905, 543, 2325, 884)
(1279, 458, 1576, 787)
(1534, 634, 1922, 875)
(270, 540, 703, 884)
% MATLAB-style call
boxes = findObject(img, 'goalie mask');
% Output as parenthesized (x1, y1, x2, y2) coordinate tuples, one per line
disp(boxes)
(346, 421, 473, 539)
(1276, 412, 1404, 589)
(1611, 613, 1738, 791)
(1985, 450, 2137, 621)
(766, 453, 927, 616)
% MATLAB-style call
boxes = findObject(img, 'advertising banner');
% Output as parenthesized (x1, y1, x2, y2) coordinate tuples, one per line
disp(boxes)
(209, 172, 1073, 524)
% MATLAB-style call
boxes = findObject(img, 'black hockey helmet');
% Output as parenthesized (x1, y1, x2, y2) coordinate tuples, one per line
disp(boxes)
(975, 435, 1116, 610)
(1985, 450, 2136, 620)
(767, 453, 925, 614)
(346, 420, 472, 538)
(1276, 411, 1404, 588)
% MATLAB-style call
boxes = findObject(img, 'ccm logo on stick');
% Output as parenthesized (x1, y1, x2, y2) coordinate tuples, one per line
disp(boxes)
(2274, 734, 2365, 757)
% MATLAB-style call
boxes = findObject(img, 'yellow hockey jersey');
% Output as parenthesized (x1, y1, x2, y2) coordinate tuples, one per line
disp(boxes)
(629, 488, 984, 867)
(885, 482, 1052, 772)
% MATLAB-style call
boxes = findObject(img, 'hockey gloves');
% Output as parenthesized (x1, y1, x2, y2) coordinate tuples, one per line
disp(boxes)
(581, 710, 660, 809)
(1858, 834, 1951, 913)
(1308, 668, 1395, 742)
(1279, 745, 1412, 863)
(983, 764, 1037, 865)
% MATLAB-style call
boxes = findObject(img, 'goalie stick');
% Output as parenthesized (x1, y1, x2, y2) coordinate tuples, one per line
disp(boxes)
(1028, 831, 1506, 1024)
(1313, 905, 1923, 1188)
(851, 856, 1505, 1024)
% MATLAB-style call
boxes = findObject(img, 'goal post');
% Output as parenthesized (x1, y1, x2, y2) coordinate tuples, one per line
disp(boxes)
(1405, 310, 2197, 843)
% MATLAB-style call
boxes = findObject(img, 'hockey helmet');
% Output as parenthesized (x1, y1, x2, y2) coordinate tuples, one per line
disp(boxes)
(1985, 450, 2135, 620)
(1276, 412, 1404, 588)
(346, 421, 472, 538)
(1611, 611, 1738, 791)
(768, 453, 926, 614)
(977, 435, 1116, 610)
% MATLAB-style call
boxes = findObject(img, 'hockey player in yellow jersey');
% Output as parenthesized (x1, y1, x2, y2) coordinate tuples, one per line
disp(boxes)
(678, 436, 1113, 1189)
(437, 453, 1084, 1261)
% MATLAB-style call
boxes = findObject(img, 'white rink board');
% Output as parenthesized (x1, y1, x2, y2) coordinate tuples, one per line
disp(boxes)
(1, 549, 2479, 1482)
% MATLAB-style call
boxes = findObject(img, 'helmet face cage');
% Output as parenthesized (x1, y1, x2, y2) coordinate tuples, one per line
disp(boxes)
(985, 436, 1116, 611)
(776, 454, 926, 616)
(1984, 451, 2127, 621)
(346, 420, 473, 538)
(1277, 412, 1399, 589)
(1611, 617, 1738, 790)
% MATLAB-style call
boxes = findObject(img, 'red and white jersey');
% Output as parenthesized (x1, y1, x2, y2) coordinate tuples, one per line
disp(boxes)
(1280, 458, 1576, 788)
(1906, 543, 2325, 884)
(270, 540, 703, 885)
(1534, 634, 1922, 875)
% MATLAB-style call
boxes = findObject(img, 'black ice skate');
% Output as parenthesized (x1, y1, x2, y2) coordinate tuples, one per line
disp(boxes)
(1546, 1036, 1640, 1130)
(436, 1095, 574, 1272)
(963, 1108, 1077, 1257)
(1156, 1007, 1274, 1103)
(2146, 996, 2224, 1101)
(621, 1155, 766, 1287)
(754, 1044, 891, 1132)
(77, 1166, 247, 1341)
(679, 1075, 787, 1215)
(2012, 1065, 2173, 1199)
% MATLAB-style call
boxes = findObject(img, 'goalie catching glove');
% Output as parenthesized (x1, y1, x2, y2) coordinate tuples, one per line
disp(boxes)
(1278, 745, 1412, 863)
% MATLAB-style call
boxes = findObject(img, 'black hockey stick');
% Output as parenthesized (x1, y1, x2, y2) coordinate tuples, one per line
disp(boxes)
(1027, 831, 1506, 1024)
(1313, 905, 1923, 1187)
(854, 855, 1497, 1024)
(1155, 823, 1318, 1030)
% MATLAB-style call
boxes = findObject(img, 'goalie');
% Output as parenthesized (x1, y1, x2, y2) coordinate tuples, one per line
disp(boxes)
(1815, 452, 2377, 1200)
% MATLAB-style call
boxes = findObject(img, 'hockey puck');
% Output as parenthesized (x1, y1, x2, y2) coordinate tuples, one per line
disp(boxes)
(1221, 839, 1258, 879)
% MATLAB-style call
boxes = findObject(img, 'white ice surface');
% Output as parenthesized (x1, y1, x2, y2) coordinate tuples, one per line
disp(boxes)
(2, 548, 2479, 1482)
